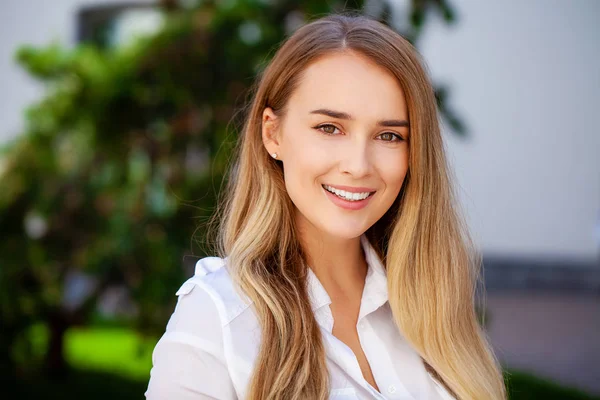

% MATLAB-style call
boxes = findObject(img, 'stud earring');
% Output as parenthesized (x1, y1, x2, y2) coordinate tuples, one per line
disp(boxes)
(271, 153, 278, 159)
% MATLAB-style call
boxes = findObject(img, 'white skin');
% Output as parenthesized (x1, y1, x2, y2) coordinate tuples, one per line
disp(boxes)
(262, 49, 409, 306)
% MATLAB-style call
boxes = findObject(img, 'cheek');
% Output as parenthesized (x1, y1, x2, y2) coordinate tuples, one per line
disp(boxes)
(378, 150, 409, 195)
(281, 130, 332, 189)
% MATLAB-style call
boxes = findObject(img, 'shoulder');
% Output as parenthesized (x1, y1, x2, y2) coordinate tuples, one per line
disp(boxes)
(174, 256, 253, 328)
(146, 257, 244, 399)
(153, 256, 255, 366)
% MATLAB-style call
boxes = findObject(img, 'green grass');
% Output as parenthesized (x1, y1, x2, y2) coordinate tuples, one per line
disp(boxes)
(65, 327, 155, 380)
(6, 326, 600, 400)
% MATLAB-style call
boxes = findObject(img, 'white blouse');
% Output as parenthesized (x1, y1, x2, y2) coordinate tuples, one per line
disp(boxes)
(145, 234, 455, 399)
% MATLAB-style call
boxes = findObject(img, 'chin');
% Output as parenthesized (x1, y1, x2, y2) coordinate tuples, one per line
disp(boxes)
(318, 219, 369, 241)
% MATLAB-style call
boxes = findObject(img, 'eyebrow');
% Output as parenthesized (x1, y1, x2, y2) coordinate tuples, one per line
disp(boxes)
(309, 108, 410, 128)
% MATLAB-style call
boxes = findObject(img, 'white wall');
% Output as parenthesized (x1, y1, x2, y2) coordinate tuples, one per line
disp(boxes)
(2, 0, 599, 261)
(416, 0, 600, 261)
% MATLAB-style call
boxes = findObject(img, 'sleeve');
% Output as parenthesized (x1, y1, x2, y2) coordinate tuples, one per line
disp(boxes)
(145, 280, 237, 400)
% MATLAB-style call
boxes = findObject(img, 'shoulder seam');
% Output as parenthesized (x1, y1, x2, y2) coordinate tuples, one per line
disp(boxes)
(186, 264, 253, 326)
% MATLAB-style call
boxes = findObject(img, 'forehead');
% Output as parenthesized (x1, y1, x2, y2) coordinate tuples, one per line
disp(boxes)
(288, 50, 407, 118)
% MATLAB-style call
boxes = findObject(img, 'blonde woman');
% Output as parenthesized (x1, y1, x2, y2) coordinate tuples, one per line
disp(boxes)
(145, 13, 507, 400)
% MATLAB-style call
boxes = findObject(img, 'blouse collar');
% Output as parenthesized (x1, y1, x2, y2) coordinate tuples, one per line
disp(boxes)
(306, 234, 388, 330)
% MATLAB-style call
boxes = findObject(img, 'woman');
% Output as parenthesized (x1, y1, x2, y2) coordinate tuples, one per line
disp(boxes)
(145, 13, 507, 400)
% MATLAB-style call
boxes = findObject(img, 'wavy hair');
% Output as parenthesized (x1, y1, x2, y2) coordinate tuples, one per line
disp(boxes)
(208, 13, 506, 400)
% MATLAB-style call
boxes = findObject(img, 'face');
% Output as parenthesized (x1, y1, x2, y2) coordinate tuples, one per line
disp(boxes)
(262, 50, 410, 240)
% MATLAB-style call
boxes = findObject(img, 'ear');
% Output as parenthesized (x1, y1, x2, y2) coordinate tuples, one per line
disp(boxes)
(261, 107, 281, 159)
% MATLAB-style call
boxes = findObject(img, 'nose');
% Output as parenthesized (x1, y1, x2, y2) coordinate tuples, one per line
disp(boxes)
(338, 136, 372, 178)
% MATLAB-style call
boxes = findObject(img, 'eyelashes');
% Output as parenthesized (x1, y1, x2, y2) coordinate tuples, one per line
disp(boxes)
(313, 123, 404, 142)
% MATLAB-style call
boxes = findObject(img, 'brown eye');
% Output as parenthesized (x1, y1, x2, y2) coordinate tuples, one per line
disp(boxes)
(315, 124, 340, 135)
(378, 132, 402, 142)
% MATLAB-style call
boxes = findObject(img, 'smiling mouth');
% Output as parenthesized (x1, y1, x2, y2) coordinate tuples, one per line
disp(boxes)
(321, 184, 376, 202)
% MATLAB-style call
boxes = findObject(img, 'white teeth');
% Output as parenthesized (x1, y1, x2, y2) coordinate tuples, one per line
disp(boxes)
(323, 185, 372, 201)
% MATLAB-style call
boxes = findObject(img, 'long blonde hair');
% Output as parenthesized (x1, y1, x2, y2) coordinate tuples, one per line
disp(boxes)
(209, 13, 506, 400)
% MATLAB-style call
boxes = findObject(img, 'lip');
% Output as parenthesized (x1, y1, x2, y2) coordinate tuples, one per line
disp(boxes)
(322, 185, 375, 211)
(322, 184, 377, 193)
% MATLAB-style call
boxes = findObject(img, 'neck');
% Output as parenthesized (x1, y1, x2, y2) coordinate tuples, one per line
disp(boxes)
(295, 211, 368, 299)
